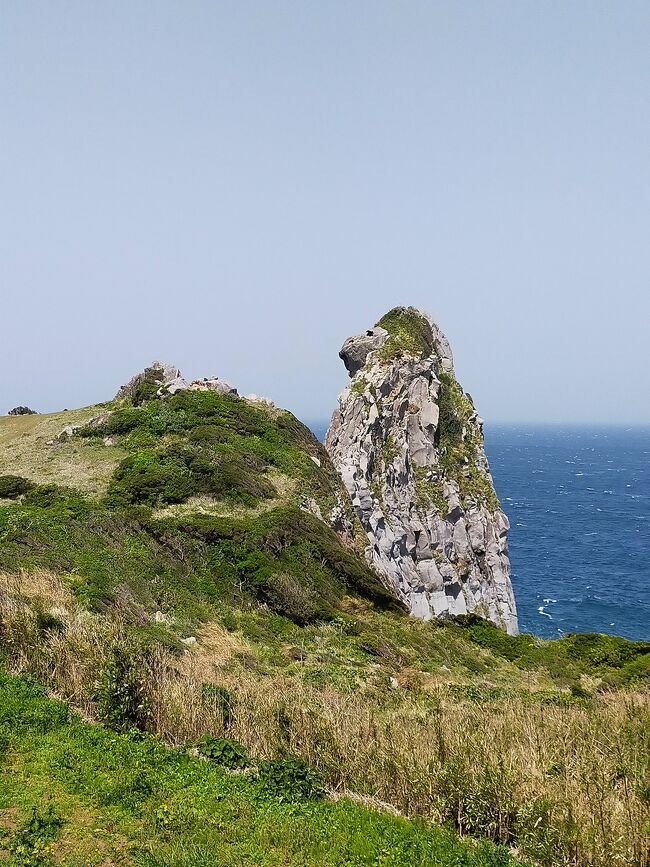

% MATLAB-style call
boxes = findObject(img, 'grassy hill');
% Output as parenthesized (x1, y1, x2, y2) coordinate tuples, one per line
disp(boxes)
(0, 388, 648, 866)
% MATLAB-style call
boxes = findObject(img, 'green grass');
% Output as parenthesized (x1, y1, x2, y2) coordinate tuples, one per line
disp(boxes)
(458, 616, 650, 687)
(0, 670, 520, 867)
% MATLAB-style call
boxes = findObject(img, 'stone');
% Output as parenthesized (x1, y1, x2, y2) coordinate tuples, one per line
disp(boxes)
(115, 361, 181, 401)
(325, 306, 518, 634)
(339, 327, 388, 376)
(8, 406, 37, 416)
(116, 362, 238, 402)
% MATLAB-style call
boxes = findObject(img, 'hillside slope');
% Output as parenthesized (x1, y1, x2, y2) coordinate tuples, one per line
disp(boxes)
(0, 365, 648, 867)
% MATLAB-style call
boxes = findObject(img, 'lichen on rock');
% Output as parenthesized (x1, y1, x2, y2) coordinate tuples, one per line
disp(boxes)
(325, 306, 518, 634)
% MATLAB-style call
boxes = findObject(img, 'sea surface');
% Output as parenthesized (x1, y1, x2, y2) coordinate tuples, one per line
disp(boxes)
(310, 422, 650, 641)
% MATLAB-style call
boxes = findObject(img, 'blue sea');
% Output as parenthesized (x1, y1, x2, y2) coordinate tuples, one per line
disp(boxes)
(311, 422, 650, 641)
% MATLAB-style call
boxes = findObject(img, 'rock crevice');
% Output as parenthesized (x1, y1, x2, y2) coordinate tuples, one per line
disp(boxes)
(325, 307, 518, 634)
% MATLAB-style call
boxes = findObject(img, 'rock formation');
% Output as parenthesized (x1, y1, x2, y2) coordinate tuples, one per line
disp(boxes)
(8, 406, 37, 416)
(325, 307, 518, 634)
(115, 362, 237, 403)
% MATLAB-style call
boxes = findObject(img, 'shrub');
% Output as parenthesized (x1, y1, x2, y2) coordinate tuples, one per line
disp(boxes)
(255, 756, 325, 802)
(21, 484, 69, 509)
(0, 475, 33, 499)
(107, 450, 195, 507)
(259, 571, 320, 625)
(197, 736, 249, 769)
(107, 445, 277, 508)
(96, 645, 150, 732)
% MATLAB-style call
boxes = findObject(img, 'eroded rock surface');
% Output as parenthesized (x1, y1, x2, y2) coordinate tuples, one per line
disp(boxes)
(326, 307, 518, 634)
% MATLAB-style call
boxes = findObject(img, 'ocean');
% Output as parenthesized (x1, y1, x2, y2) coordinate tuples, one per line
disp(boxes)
(310, 422, 650, 641)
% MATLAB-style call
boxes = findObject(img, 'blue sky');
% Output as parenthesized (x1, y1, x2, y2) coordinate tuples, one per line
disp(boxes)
(1, 2, 648, 423)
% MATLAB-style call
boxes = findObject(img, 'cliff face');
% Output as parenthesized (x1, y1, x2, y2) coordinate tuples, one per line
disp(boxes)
(325, 307, 518, 634)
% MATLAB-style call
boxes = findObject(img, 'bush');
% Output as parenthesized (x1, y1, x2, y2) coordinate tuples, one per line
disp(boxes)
(258, 571, 320, 625)
(255, 756, 325, 802)
(96, 645, 150, 732)
(0, 475, 33, 499)
(107, 445, 277, 508)
(197, 736, 249, 769)
(107, 450, 196, 507)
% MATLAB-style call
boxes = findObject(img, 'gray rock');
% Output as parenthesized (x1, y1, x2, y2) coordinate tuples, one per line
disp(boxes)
(115, 361, 182, 401)
(339, 327, 388, 376)
(325, 307, 518, 634)
(116, 362, 238, 402)
(8, 406, 38, 416)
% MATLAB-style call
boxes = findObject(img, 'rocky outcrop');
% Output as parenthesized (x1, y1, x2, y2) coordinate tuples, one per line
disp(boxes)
(8, 406, 37, 416)
(116, 362, 237, 403)
(325, 307, 518, 634)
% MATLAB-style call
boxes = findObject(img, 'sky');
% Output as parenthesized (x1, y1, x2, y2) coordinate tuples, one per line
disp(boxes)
(1, 1, 649, 425)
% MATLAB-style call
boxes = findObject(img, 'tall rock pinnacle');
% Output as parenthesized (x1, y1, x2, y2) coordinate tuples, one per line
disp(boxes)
(325, 307, 518, 634)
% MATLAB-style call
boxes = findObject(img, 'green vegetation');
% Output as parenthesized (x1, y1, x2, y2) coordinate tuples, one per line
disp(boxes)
(0, 390, 393, 623)
(413, 467, 448, 514)
(459, 616, 650, 687)
(376, 307, 434, 362)
(0, 475, 33, 500)
(79, 389, 335, 510)
(435, 372, 499, 510)
(1, 388, 648, 867)
(0, 485, 399, 624)
(96, 643, 151, 732)
(197, 736, 249, 769)
(0, 670, 519, 866)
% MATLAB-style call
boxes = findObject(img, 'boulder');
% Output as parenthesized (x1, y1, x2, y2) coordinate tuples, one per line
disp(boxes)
(8, 406, 37, 416)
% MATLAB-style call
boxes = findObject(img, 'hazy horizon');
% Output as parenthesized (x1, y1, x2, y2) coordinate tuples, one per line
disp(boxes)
(2, 2, 649, 425)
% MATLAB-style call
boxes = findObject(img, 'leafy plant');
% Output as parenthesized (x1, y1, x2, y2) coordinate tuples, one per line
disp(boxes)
(197, 736, 249, 769)
(255, 756, 325, 802)
(201, 684, 235, 729)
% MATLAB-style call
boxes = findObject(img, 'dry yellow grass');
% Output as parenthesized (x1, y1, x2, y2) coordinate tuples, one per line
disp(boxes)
(153, 469, 298, 519)
(1, 579, 647, 866)
(0, 569, 74, 608)
(0, 406, 126, 495)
